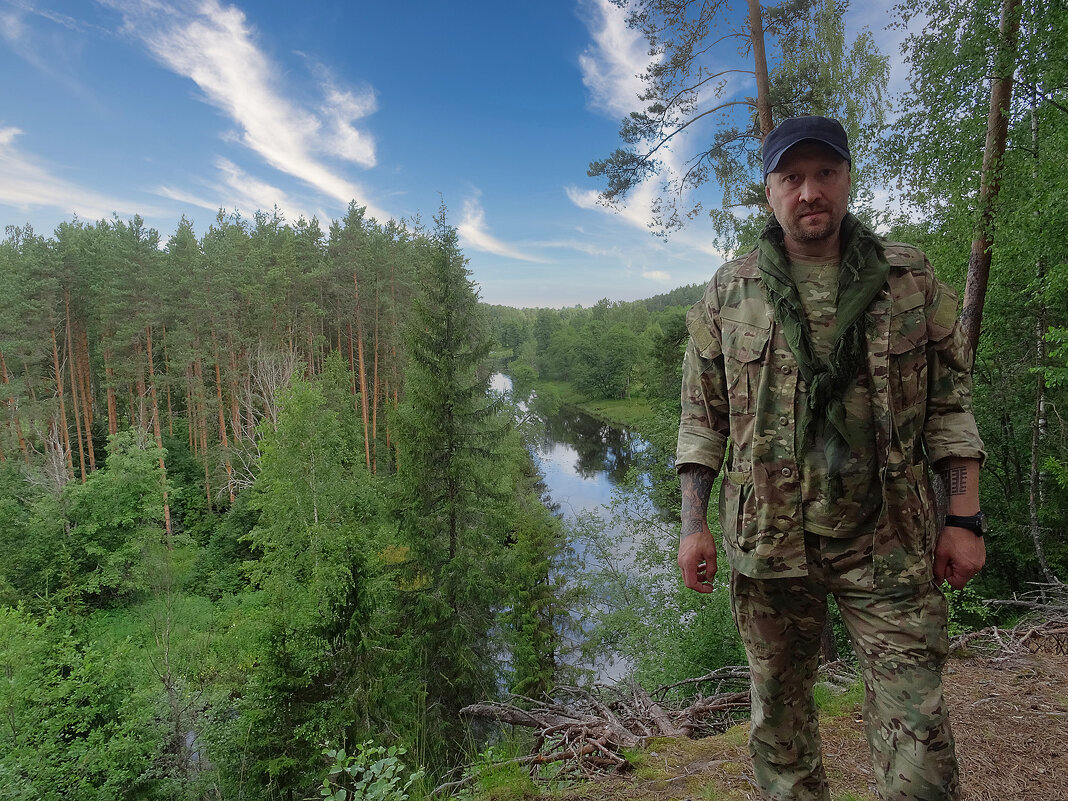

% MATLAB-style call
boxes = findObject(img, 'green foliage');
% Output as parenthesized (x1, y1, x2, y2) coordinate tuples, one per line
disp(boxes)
(391, 209, 515, 770)
(945, 583, 996, 638)
(884, 0, 1068, 590)
(65, 429, 173, 606)
(453, 745, 538, 801)
(187, 485, 260, 598)
(577, 474, 746, 692)
(638, 283, 705, 312)
(320, 741, 424, 801)
(238, 363, 392, 795)
(0, 607, 163, 799)
(0, 429, 171, 614)
(589, 0, 889, 247)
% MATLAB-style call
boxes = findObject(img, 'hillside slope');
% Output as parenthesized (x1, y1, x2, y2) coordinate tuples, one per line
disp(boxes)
(554, 642, 1067, 801)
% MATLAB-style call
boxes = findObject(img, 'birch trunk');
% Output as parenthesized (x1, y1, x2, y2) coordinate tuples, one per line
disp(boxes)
(961, 0, 1023, 357)
(1026, 90, 1056, 582)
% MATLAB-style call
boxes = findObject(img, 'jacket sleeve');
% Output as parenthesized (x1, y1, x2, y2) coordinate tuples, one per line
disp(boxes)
(922, 261, 986, 467)
(675, 281, 731, 473)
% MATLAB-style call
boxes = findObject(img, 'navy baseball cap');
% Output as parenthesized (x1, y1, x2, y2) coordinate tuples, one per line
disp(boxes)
(762, 116, 851, 180)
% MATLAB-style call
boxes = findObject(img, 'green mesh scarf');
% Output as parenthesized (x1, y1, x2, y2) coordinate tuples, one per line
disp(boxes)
(756, 213, 889, 498)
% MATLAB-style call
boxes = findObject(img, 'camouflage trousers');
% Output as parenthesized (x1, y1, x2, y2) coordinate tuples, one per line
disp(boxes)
(730, 532, 957, 801)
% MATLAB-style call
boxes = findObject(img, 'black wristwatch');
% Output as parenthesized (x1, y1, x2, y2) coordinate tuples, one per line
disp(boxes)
(944, 511, 988, 537)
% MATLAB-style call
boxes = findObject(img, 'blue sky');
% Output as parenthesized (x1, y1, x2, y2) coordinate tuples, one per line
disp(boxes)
(0, 0, 906, 307)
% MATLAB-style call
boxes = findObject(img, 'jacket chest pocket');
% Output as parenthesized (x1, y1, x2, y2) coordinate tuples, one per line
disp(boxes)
(889, 292, 929, 411)
(721, 317, 772, 414)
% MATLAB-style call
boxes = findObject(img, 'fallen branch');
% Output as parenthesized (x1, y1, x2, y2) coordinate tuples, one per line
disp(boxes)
(460, 674, 753, 780)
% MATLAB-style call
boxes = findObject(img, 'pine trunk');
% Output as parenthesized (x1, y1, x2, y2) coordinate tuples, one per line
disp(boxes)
(76, 320, 96, 472)
(64, 298, 87, 483)
(228, 336, 242, 443)
(194, 356, 212, 509)
(104, 348, 119, 436)
(347, 321, 357, 395)
(51, 328, 74, 477)
(0, 349, 29, 463)
(213, 335, 235, 503)
(353, 272, 371, 469)
(135, 340, 148, 433)
(747, 0, 773, 137)
(146, 326, 174, 543)
(185, 364, 197, 455)
(371, 287, 381, 473)
(162, 326, 175, 437)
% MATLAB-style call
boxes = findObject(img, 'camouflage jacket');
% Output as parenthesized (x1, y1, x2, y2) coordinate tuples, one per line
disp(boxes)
(676, 242, 986, 587)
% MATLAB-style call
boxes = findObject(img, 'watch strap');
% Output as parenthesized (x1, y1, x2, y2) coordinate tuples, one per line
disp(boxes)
(944, 512, 987, 536)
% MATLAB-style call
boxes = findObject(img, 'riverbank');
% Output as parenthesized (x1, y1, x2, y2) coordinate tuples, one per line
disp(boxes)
(520, 378, 661, 439)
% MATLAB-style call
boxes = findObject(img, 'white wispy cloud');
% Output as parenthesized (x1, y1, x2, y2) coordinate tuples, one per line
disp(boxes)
(101, 0, 386, 218)
(574, 1, 694, 237)
(157, 157, 313, 222)
(577, 0, 651, 118)
(534, 238, 620, 259)
(457, 196, 543, 262)
(642, 269, 671, 282)
(565, 182, 655, 232)
(0, 2, 104, 97)
(0, 126, 165, 220)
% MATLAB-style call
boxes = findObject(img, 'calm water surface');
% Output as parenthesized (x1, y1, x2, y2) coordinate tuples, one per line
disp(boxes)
(492, 373, 654, 679)
(490, 374, 648, 523)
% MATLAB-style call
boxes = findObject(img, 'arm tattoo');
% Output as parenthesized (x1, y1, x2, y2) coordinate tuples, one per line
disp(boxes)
(945, 466, 968, 495)
(680, 465, 716, 538)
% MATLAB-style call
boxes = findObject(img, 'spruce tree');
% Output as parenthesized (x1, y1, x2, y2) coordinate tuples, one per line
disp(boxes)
(391, 206, 508, 770)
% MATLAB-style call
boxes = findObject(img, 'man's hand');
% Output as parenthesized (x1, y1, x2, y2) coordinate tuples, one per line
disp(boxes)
(678, 526, 718, 593)
(934, 525, 986, 590)
(679, 464, 718, 593)
(935, 456, 984, 589)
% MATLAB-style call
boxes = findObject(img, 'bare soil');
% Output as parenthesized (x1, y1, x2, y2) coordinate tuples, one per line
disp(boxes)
(552, 642, 1068, 801)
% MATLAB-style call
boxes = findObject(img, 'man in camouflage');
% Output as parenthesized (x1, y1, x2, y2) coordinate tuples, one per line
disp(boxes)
(675, 116, 987, 801)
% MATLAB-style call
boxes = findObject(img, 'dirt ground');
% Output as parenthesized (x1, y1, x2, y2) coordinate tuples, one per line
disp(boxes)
(556, 638, 1068, 801)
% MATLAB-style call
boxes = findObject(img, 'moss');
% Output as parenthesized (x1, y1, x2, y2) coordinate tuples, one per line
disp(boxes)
(814, 679, 865, 717)
(471, 761, 539, 800)
(720, 723, 749, 748)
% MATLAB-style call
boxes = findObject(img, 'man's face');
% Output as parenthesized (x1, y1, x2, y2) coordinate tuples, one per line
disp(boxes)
(764, 141, 851, 247)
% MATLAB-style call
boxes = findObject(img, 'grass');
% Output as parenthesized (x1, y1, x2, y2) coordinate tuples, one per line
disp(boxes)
(814, 678, 866, 716)
(579, 396, 657, 432)
(525, 378, 659, 435)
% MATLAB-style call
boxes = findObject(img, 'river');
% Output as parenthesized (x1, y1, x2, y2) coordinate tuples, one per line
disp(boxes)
(490, 373, 649, 530)
(491, 374, 660, 681)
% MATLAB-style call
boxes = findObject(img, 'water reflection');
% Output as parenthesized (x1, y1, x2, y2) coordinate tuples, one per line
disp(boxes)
(491, 373, 646, 520)
(537, 408, 644, 483)
(490, 373, 653, 682)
